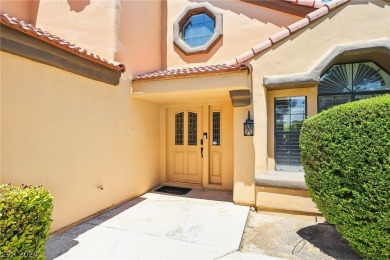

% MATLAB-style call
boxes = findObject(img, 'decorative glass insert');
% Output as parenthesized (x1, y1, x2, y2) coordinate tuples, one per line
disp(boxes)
(318, 62, 390, 112)
(175, 112, 184, 145)
(182, 13, 215, 47)
(212, 112, 220, 146)
(188, 112, 197, 145)
(274, 96, 306, 172)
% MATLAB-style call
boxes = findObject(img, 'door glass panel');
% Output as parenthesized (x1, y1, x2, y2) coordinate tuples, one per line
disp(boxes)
(188, 112, 197, 145)
(212, 112, 221, 146)
(275, 96, 306, 172)
(175, 112, 184, 145)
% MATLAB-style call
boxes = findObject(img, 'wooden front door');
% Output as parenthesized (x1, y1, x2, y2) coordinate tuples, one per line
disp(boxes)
(167, 107, 203, 184)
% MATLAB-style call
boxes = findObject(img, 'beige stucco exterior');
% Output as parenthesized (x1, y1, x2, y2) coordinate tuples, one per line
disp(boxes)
(266, 87, 317, 171)
(165, 0, 301, 67)
(0, 0, 39, 25)
(1, 0, 389, 230)
(250, 0, 390, 175)
(1, 51, 160, 231)
(35, 0, 118, 61)
(114, 0, 163, 76)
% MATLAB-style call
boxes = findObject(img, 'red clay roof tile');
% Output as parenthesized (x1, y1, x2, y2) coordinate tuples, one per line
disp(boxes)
(0, 12, 125, 72)
(132, 63, 251, 82)
(226, 0, 350, 66)
(131, 0, 348, 81)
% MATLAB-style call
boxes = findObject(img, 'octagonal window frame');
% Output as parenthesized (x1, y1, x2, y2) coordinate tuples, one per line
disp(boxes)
(173, 2, 223, 55)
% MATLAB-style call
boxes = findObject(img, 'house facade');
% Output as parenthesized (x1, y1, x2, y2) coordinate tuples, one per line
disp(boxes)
(1, 0, 389, 232)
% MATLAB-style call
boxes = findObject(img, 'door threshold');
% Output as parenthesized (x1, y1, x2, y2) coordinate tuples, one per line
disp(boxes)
(161, 182, 203, 190)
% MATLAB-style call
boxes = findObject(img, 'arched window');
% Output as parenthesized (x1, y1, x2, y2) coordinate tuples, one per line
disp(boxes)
(318, 62, 390, 112)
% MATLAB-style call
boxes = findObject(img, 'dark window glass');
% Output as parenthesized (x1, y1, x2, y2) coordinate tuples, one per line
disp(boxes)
(175, 112, 184, 145)
(318, 62, 390, 112)
(275, 96, 306, 172)
(182, 13, 215, 47)
(212, 112, 220, 146)
(188, 112, 197, 145)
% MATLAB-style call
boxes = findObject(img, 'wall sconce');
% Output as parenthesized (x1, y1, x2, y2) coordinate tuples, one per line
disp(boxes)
(243, 111, 254, 136)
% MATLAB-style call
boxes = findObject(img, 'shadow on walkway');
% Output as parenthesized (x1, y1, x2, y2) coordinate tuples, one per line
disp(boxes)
(45, 197, 146, 260)
(297, 223, 361, 259)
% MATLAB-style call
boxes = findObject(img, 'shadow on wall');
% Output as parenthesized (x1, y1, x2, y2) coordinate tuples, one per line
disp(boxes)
(297, 223, 361, 259)
(45, 196, 146, 260)
(189, 0, 298, 27)
(174, 38, 223, 63)
(67, 0, 90, 12)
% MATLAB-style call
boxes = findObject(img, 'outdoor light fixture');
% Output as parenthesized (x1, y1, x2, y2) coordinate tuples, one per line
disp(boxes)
(243, 111, 254, 136)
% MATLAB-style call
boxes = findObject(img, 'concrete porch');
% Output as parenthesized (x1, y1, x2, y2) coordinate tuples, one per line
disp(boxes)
(45, 189, 260, 259)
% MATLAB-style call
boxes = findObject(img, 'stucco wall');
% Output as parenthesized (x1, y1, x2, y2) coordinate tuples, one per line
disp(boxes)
(1, 51, 160, 232)
(250, 0, 390, 173)
(115, 0, 163, 76)
(35, 0, 163, 77)
(0, 0, 40, 25)
(35, 0, 119, 61)
(165, 0, 301, 68)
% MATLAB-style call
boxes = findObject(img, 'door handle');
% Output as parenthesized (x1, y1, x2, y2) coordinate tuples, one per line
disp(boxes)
(201, 147, 203, 158)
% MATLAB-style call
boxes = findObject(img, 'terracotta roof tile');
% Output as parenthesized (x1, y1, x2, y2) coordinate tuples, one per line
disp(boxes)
(283, 0, 326, 8)
(0, 12, 125, 72)
(134, 0, 346, 82)
(226, 0, 349, 66)
(132, 63, 251, 82)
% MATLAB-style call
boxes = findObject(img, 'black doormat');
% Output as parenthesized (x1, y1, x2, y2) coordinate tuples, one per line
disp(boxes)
(154, 186, 192, 195)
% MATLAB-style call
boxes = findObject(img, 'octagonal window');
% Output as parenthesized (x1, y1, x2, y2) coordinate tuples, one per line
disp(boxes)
(173, 2, 222, 55)
(182, 13, 215, 47)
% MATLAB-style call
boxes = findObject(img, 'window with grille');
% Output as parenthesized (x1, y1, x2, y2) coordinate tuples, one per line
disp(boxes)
(318, 62, 390, 112)
(274, 96, 306, 172)
(188, 112, 197, 145)
(175, 112, 184, 145)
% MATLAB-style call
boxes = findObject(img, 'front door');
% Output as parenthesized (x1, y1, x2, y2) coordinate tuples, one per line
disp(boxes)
(167, 107, 203, 184)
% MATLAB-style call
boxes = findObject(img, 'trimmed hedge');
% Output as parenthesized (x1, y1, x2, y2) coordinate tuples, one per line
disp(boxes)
(0, 184, 53, 260)
(300, 95, 390, 259)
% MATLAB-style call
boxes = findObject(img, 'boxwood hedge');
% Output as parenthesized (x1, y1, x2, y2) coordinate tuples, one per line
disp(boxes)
(0, 184, 53, 260)
(300, 95, 390, 259)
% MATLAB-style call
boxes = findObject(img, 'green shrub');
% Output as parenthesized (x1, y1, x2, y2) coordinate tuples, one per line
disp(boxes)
(300, 95, 390, 259)
(0, 184, 53, 260)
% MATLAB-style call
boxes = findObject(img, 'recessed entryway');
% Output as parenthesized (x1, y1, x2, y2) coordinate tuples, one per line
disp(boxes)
(165, 103, 234, 190)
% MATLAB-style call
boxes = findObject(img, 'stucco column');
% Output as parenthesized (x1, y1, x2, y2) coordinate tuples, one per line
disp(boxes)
(233, 107, 255, 206)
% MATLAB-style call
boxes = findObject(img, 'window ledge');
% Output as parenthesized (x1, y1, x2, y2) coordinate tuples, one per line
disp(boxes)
(255, 171, 307, 190)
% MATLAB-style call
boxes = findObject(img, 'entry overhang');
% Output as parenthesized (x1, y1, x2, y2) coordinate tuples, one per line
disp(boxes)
(132, 71, 251, 105)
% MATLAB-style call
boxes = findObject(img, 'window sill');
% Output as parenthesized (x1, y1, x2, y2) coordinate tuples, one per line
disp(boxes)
(255, 171, 307, 190)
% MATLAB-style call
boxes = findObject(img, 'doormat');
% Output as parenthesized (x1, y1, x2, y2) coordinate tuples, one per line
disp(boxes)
(154, 186, 192, 195)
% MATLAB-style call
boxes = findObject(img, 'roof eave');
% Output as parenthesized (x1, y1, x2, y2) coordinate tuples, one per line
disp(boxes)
(1, 24, 122, 85)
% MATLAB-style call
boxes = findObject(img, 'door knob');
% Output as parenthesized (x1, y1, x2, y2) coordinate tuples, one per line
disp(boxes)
(201, 147, 203, 158)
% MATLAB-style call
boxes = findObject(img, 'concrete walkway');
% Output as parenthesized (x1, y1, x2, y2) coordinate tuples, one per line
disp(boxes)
(46, 189, 277, 259)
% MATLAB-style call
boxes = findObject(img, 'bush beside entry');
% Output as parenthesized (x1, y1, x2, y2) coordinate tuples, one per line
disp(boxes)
(0, 184, 53, 259)
(300, 95, 390, 259)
